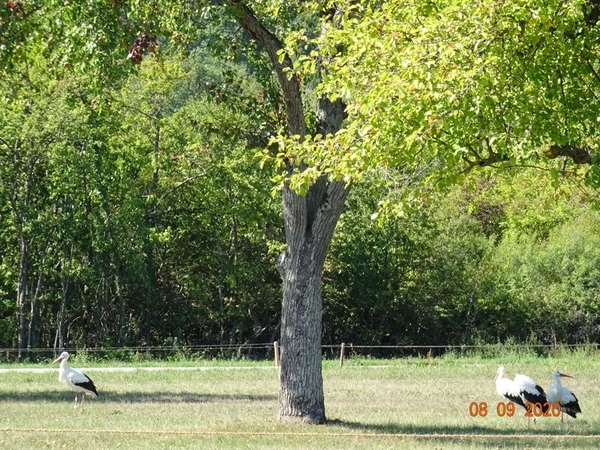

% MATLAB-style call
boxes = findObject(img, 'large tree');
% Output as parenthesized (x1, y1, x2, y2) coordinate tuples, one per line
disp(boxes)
(190, 2, 348, 424)
(1, 1, 350, 423)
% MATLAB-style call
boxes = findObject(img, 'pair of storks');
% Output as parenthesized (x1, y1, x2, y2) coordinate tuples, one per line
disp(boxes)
(494, 366, 581, 423)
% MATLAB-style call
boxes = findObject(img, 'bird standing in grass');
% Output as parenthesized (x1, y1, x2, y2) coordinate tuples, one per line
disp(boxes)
(494, 366, 549, 425)
(513, 372, 550, 415)
(494, 366, 526, 410)
(53, 351, 98, 412)
(547, 370, 581, 425)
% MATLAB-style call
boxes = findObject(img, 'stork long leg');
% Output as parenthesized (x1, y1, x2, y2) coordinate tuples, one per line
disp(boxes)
(74, 393, 79, 409)
(81, 394, 85, 413)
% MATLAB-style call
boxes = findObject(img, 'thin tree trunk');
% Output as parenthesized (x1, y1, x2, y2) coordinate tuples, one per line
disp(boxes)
(28, 245, 48, 349)
(16, 233, 28, 359)
(56, 243, 73, 350)
(14, 152, 40, 359)
(140, 112, 161, 342)
(57, 276, 70, 349)
(115, 272, 126, 346)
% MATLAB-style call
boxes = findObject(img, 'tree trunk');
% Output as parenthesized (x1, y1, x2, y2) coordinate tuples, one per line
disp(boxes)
(16, 233, 28, 359)
(14, 152, 39, 359)
(115, 272, 126, 346)
(277, 98, 348, 423)
(57, 275, 70, 349)
(277, 240, 326, 422)
(141, 111, 161, 343)
(231, 2, 349, 423)
(277, 185, 348, 423)
(55, 243, 73, 350)
(28, 248, 47, 349)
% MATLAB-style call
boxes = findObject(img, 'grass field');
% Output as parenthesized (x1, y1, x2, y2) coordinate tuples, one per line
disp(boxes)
(0, 351, 599, 449)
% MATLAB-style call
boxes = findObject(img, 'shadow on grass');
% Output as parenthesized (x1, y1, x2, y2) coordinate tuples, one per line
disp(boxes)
(327, 419, 600, 448)
(0, 389, 276, 404)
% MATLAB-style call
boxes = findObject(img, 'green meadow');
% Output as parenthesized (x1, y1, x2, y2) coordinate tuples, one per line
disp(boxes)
(0, 352, 598, 449)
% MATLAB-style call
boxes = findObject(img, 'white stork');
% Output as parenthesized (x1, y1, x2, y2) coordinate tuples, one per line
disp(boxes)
(494, 366, 526, 410)
(52, 351, 98, 411)
(547, 371, 581, 424)
(513, 372, 550, 415)
(494, 366, 549, 423)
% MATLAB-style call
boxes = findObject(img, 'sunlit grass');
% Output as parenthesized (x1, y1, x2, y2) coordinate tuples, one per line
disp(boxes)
(0, 353, 599, 449)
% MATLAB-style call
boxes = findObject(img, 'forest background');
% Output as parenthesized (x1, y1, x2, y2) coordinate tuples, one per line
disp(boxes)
(2, 1, 600, 357)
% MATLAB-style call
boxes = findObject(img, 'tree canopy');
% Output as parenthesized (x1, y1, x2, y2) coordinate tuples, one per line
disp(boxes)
(315, 0, 600, 187)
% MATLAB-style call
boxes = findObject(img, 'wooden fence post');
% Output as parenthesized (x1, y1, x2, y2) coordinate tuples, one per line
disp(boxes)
(339, 342, 345, 367)
(274, 341, 280, 368)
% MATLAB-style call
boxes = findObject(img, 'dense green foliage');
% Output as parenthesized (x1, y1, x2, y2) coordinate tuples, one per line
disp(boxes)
(2, 75, 599, 351)
(322, 172, 600, 348)
(2, 0, 600, 357)
(321, 0, 600, 185)
(0, 48, 282, 350)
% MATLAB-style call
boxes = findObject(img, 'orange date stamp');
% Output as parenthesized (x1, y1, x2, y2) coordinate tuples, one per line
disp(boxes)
(469, 401, 562, 418)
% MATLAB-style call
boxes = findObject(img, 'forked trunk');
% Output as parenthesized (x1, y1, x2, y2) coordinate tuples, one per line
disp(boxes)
(277, 177, 348, 423)
(277, 95, 348, 423)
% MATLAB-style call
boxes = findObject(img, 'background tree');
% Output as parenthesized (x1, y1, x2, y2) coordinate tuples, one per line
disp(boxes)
(0, 57, 105, 355)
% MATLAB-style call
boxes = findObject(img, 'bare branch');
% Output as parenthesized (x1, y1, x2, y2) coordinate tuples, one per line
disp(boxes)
(158, 171, 207, 201)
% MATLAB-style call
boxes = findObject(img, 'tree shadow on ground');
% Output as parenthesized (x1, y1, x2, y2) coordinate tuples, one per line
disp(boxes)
(0, 390, 276, 404)
(327, 419, 600, 448)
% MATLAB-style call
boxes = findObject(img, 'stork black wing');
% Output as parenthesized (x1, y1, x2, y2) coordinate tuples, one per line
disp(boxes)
(520, 384, 549, 413)
(75, 373, 98, 396)
(504, 393, 526, 409)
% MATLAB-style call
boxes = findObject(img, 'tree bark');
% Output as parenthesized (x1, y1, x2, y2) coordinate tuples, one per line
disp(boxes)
(16, 233, 28, 359)
(28, 243, 48, 349)
(277, 175, 348, 423)
(55, 242, 74, 350)
(230, 2, 349, 423)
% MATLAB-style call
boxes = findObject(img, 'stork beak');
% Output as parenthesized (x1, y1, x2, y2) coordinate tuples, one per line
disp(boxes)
(493, 373, 498, 382)
(559, 372, 573, 378)
(52, 355, 63, 364)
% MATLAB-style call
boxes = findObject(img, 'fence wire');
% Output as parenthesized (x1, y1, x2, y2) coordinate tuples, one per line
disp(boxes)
(1, 342, 599, 363)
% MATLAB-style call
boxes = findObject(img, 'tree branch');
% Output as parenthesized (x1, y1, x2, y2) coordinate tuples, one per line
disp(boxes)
(227, 1, 306, 139)
(543, 144, 592, 164)
(461, 146, 509, 170)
